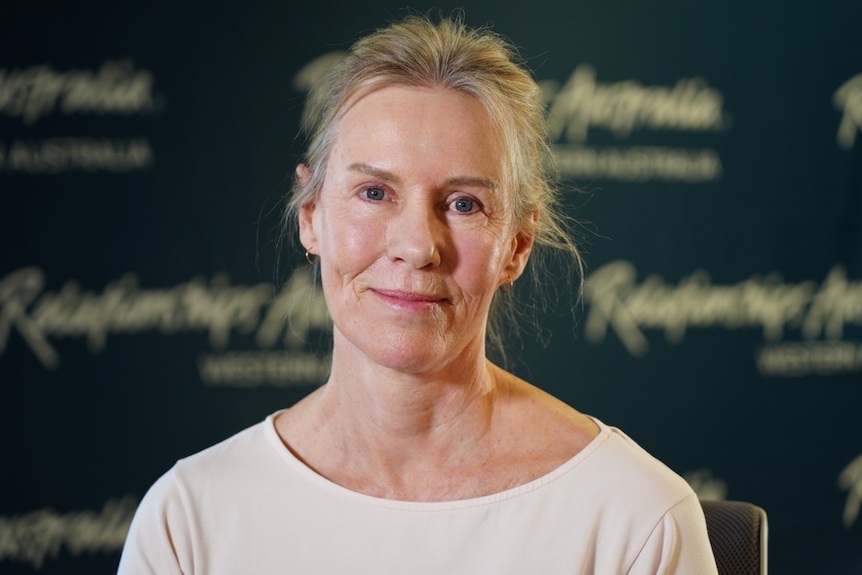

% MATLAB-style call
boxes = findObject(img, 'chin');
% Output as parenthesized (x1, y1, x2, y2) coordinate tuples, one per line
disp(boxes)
(335, 320, 476, 375)
(369, 345, 446, 374)
(347, 331, 456, 374)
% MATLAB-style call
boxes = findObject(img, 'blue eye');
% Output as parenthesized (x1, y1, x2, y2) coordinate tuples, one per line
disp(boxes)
(453, 198, 475, 213)
(365, 187, 385, 200)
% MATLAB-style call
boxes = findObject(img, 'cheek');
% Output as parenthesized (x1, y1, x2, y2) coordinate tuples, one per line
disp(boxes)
(321, 212, 384, 273)
(453, 237, 507, 294)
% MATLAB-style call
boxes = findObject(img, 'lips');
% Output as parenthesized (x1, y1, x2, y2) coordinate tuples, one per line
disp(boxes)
(372, 289, 446, 303)
(369, 288, 449, 313)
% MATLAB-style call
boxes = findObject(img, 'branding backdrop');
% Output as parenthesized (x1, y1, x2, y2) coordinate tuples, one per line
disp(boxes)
(2, 1, 861, 573)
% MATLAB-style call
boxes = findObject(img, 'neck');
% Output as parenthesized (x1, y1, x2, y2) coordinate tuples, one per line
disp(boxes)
(328, 334, 497, 436)
(304, 330, 505, 493)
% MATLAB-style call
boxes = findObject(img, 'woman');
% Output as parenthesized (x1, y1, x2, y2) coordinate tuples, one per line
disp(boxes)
(119, 15, 718, 574)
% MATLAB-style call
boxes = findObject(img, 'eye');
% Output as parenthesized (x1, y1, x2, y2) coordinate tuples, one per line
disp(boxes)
(452, 198, 476, 213)
(364, 186, 386, 201)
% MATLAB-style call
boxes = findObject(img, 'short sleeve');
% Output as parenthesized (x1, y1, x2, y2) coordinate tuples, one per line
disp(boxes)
(626, 493, 718, 575)
(117, 469, 191, 575)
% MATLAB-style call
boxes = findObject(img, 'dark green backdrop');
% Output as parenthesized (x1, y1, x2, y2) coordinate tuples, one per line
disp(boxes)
(2, 1, 861, 573)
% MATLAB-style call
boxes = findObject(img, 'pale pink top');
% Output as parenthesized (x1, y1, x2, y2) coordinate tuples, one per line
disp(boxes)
(118, 412, 718, 574)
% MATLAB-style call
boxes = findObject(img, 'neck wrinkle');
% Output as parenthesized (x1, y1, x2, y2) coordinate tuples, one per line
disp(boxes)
(314, 333, 502, 482)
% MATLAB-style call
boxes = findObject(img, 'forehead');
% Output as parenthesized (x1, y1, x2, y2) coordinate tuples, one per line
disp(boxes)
(330, 85, 504, 182)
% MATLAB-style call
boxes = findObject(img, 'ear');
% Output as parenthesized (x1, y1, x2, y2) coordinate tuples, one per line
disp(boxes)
(501, 228, 534, 286)
(296, 164, 318, 251)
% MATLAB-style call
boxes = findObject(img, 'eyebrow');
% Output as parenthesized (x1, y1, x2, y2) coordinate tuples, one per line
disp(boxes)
(347, 162, 499, 191)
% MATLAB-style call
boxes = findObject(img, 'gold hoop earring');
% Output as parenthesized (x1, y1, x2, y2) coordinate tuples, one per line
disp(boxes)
(500, 280, 514, 294)
(305, 251, 320, 265)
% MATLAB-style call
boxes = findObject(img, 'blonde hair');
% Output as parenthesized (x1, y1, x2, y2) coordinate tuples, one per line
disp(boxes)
(286, 13, 582, 363)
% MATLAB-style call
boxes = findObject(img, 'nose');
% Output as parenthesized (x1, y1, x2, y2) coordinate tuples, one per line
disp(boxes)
(386, 199, 443, 269)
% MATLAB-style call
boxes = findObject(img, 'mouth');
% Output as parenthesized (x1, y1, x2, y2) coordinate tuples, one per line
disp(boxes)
(370, 289, 446, 310)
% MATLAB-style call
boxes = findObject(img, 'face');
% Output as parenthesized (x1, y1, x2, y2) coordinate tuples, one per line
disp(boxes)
(299, 86, 533, 374)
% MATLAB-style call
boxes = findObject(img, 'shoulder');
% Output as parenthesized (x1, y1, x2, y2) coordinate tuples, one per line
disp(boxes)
(492, 365, 691, 508)
(549, 421, 717, 573)
(172, 416, 275, 478)
(118, 415, 287, 573)
(579, 421, 695, 512)
(130, 415, 286, 531)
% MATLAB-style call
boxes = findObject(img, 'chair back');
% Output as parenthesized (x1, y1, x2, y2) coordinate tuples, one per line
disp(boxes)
(701, 500, 768, 575)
